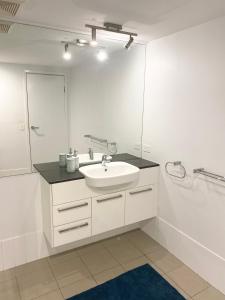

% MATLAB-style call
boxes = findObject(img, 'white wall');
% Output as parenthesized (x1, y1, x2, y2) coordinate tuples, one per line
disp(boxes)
(142, 16, 225, 294)
(69, 45, 145, 156)
(0, 173, 49, 270)
(0, 63, 69, 270)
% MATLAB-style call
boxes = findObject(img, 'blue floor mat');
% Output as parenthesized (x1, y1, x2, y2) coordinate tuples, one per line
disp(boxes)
(67, 264, 185, 300)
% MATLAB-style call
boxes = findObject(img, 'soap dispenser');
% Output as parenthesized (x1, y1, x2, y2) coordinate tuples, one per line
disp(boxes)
(73, 149, 79, 170)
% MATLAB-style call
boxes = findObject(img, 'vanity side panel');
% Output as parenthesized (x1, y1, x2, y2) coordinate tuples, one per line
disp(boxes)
(40, 177, 53, 246)
(137, 167, 159, 186)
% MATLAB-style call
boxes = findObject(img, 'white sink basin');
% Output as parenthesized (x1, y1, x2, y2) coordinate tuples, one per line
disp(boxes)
(78, 153, 112, 165)
(79, 161, 140, 188)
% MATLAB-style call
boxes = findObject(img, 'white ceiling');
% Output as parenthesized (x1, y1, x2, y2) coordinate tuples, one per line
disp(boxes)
(1, 0, 225, 41)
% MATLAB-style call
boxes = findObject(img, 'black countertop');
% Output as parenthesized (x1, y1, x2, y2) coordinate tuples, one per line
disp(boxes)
(34, 153, 159, 184)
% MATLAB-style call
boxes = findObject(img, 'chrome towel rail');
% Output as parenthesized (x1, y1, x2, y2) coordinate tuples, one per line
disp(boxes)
(165, 161, 186, 179)
(84, 134, 108, 144)
(193, 168, 225, 183)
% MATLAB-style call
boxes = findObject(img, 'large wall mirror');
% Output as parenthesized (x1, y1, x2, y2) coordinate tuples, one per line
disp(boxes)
(0, 22, 146, 177)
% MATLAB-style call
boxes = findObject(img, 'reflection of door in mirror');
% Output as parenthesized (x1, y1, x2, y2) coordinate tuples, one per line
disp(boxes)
(26, 73, 68, 166)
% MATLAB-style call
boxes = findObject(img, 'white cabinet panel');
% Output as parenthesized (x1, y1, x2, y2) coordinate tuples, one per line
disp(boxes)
(52, 179, 92, 205)
(125, 185, 156, 225)
(53, 218, 91, 247)
(92, 192, 125, 235)
(53, 198, 91, 226)
(137, 168, 158, 186)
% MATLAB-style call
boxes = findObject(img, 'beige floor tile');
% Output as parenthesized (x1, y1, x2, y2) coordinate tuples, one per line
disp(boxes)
(121, 257, 164, 277)
(48, 249, 78, 266)
(145, 246, 170, 262)
(0, 279, 21, 300)
(56, 267, 91, 288)
(193, 287, 225, 300)
(94, 266, 124, 284)
(50, 256, 90, 284)
(104, 237, 143, 264)
(122, 256, 149, 271)
(163, 274, 191, 299)
(60, 277, 96, 299)
(147, 261, 165, 276)
(13, 259, 50, 278)
(167, 265, 209, 297)
(0, 269, 15, 283)
(17, 268, 57, 300)
(35, 289, 64, 300)
(80, 248, 119, 275)
(125, 230, 162, 254)
(101, 234, 129, 247)
(77, 242, 104, 256)
(146, 247, 183, 273)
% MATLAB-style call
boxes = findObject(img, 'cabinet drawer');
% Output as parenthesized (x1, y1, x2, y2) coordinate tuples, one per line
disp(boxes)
(53, 198, 91, 226)
(53, 218, 91, 247)
(125, 185, 156, 225)
(52, 179, 92, 205)
(92, 192, 125, 235)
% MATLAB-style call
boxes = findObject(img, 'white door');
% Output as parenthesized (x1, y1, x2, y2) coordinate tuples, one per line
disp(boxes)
(27, 73, 68, 165)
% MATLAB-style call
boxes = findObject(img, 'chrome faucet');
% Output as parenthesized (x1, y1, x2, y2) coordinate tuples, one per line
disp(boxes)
(88, 148, 94, 160)
(102, 154, 111, 167)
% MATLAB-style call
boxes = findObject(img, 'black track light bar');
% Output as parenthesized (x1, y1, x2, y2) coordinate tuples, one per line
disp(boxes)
(85, 23, 138, 37)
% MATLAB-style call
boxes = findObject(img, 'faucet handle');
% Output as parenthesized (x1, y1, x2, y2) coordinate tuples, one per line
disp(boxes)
(102, 154, 111, 162)
(102, 154, 107, 161)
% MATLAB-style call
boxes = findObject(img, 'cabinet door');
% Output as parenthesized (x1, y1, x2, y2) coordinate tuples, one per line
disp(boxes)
(125, 185, 156, 225)
(92, 192, 125, 235)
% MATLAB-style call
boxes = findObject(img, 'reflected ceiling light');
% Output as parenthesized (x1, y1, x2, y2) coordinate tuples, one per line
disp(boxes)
(63, 43, 71, 60)
(125, 35, 134, 50)
(86, 23, 137, 49)
(90, 28, 98, 47)
(96, 49, 108, 62)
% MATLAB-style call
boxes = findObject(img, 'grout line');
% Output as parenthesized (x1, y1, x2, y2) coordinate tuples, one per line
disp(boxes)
(46, 258, 65, 299)
(14, 276, 22, 300)
(190, 285, 211, 298)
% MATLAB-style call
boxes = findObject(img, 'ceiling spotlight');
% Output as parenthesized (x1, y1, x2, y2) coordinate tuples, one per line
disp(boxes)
(125, 35, 134, 50)
(63, 43, 71, 60)
(90, 28, 98, 47)
(76, 39, 89, 47)
(96, 49, 108, 62)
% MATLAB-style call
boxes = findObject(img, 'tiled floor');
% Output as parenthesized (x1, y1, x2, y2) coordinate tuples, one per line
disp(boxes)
(1, 229, 225, 300)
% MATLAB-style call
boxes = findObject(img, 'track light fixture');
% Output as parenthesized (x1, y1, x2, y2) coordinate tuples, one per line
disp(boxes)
(125, 35, 134, 50)
(63, 43, 71, 60)
(90, 28, 98, 47)
(85, 23, 137, 49)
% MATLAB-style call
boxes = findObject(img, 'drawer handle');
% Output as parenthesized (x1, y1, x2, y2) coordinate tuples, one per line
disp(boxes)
(57, 202, 88, 212)
(97, 194, 123, 203)
(58, 222, 89, 234)
(129, 187, 152, 195)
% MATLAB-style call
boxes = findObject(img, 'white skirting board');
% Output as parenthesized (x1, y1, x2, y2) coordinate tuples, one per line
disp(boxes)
(0, 223, 140, 271)
(142, 217, 225, 295)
